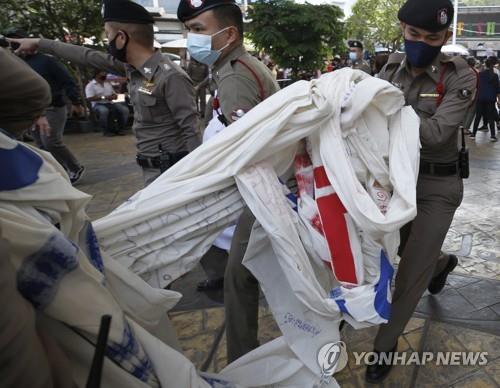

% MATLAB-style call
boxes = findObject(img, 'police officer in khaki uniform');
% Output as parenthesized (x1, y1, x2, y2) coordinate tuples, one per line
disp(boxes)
(12, 0, 200, 187)
(366, 0, 477, 383)
(178, 0, 279, 362)
(348, 40, 372, 75)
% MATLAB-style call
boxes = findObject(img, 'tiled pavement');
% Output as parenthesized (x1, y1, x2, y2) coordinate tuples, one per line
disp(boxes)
(60, 127, 500, 387)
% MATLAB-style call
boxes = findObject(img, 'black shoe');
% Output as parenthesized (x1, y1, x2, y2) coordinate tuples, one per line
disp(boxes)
(116, 130, 126, 136)
(469, 133, 476, 138)
(69, 166, 86, 185)
(103, 132, 117, 137)
(428, 254, 458, 295)
(491, 137, 498, 142)
(197, 278, 224, 292)
(365, 343, 397, 384)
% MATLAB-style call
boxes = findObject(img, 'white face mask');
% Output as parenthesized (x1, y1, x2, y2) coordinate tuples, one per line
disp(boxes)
(349, 52, 358, 62)
(187, 27, 230, 66)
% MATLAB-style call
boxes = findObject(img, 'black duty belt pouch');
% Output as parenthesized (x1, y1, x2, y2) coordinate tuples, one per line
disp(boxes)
(459, 126, 469, 179)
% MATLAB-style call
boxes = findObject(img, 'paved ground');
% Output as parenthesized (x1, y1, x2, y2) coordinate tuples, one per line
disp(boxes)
(60, 126, 500, 387)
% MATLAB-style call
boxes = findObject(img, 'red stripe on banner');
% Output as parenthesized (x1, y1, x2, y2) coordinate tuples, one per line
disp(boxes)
(314, 166, 358, 284)
(314, 165, 331, 189)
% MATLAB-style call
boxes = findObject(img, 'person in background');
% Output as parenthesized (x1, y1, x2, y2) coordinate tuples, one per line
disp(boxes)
(5, 28, 86, 184)
(348, 40, 372, 75)
(488, 56, 500, 129)
(85, 70, 130, 136)
(463, 56, 479, 133)
(373, 53, 390, 77)
(470, 58, 500, 142)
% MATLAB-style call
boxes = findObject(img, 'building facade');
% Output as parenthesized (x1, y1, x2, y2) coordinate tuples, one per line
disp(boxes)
(134, 0, 184, 44)
(456, 6, 500, 57)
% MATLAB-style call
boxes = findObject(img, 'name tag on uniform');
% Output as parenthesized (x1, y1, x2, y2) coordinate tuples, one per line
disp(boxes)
(138, 86, 153, 95)
(420, 93, 440, 98)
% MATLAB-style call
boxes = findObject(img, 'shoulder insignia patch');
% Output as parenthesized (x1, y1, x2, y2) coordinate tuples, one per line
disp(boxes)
(231, 109, 247, 121)
(459, 89, 472, 99)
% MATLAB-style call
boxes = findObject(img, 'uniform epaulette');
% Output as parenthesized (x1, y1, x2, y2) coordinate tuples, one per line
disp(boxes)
(386, 52, 406, 66)
(446, 55, 470, 74)
(217, 60, 236, 78)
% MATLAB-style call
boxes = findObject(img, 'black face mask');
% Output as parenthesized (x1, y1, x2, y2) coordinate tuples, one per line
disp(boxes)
(107, 31, 129, 62)
(404, 39, 443, 69)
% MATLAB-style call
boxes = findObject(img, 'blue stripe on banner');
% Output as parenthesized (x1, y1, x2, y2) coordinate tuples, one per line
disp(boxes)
(0, 144, 43, 191)
(17, 233, 79, 310)
(85, 222, 105, 274)
(278, 178, 298, 211)
(335, 299, 349, 315)
(373, 250, 394, 320)
(106, 321, 157, 385)
(201, 375, 235, 387)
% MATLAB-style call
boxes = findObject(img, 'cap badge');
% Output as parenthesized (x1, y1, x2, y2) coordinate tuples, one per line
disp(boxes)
(438, 9, 448, 25)
(189, 0, 204, 8)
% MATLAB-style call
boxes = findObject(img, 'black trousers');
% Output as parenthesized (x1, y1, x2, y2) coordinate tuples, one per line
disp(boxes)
(473, 101, 497, 137)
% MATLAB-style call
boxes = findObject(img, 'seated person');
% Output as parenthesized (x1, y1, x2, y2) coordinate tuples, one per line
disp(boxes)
(85, 70, 129, 136)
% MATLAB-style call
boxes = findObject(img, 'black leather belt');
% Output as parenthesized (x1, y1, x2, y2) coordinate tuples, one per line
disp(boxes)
(136, 155, 161, 169)
(419, 160, 458, 176)
(136, 151, 188, 171)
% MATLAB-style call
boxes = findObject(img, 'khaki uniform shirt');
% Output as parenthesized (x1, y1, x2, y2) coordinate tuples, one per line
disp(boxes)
(212, 45, 279, 124)
(39, 39, 200, 158)
(379, 52, 477, 164)
(352, 59, 372, 75)
(0, 48, 51, 134)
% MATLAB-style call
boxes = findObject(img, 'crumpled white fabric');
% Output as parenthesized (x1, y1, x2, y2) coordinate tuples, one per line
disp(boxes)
(93, 68, 420, 387)
(203, 98, 236, 251)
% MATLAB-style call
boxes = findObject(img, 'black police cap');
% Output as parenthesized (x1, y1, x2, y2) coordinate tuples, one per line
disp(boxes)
(348, 40, 363, 50)
(177, 0, 240, 22)
(398, 0, 454, 33)
(102, 0, 154, 24)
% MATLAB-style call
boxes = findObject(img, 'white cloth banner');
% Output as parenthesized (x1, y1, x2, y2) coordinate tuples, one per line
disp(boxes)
(91, 68, 420, 386)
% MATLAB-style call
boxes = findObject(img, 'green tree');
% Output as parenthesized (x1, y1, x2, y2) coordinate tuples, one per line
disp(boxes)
(248, 0, 345, 78)
(0, 0, 103, 44)
(346, 0, 405, 52)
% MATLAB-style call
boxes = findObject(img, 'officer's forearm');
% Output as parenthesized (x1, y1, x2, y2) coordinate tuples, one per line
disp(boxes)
(39, 39, 126, 77)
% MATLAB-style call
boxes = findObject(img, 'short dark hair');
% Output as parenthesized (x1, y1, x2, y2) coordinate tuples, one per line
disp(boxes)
(108, 21, 154, 48)
(94, 69, 106, 78)
(212, 5, 244, 39)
